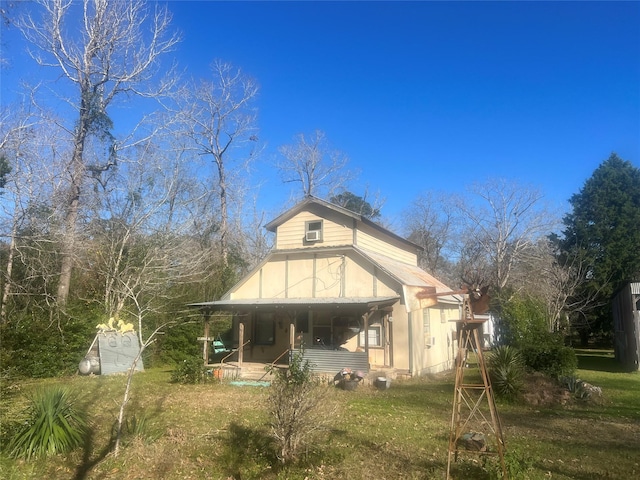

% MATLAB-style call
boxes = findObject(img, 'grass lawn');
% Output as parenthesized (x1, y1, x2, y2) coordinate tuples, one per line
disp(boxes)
(1, 350, 638, 479)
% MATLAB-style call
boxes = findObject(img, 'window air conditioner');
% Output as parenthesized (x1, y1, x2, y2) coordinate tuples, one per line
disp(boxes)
(306, 230, 320, 242)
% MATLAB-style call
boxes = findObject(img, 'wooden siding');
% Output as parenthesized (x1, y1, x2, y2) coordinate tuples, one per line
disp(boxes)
(276, 210, 353, 250)
(356, 224, 417, 265)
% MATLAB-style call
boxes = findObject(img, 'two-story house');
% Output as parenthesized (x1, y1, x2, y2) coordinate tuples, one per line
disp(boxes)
(192, 196, 462, 378)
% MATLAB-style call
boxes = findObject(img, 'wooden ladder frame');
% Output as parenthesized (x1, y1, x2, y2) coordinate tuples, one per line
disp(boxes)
(446, 294, 506, 479)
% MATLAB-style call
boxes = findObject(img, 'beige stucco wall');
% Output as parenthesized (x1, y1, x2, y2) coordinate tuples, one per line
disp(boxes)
(232, 251, 400, 300)
(409, 304, 459, 376)
(384, 303, 410, 372)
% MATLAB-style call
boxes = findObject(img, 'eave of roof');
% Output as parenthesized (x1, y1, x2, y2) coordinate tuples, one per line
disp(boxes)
(189, 296, 400, 311)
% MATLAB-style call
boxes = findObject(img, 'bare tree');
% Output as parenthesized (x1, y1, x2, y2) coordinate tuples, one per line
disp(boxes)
(403, 192, 455, 282)
(452, 178, 559, 295)
(277, 130, 355, 199)
(0, 105, 68, 321)
(16, 0, 180, 307)
(83, 132, 215, 320)
(177, 60, 260, 267)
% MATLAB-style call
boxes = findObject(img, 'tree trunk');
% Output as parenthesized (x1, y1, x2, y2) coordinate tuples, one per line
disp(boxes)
(216, 156, 228, 267)
(56, 100, 90, 307)
(1, 221, 17, 322)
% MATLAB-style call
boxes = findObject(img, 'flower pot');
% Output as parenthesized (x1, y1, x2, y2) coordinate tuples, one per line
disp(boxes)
(340, 379, 359, 391)
(375, 377, 391, 390)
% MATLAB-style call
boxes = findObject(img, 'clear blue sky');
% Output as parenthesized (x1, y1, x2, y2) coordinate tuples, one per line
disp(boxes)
(2, 1, 639, 225)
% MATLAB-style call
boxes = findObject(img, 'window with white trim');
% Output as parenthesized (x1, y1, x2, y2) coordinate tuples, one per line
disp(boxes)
(359, 323, 383, 347)
(305, 220, 323, 242)
(423, 309, 433, 346)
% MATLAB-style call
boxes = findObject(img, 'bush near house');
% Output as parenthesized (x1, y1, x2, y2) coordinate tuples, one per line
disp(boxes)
(519, 335, 578, 378)
(267, 350, 337, 464)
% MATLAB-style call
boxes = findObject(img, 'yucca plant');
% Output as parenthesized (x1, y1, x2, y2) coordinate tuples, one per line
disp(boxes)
(8, 386, 88, 460)
(487, 345, 525, 401)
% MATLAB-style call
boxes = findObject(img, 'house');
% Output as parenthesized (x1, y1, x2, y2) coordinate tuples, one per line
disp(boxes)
(612, 282, 640, 371)
(191, 196, 463, 378)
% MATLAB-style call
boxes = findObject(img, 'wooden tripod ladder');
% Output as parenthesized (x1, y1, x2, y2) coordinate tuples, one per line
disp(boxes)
(446, 296, 506, 479)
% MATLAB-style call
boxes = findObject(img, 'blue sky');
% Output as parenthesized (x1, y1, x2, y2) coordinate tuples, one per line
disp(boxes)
(2, 1, 639, 227)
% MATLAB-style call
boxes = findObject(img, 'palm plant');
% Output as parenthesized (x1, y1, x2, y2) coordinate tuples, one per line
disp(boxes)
(8, 386, 88, 459)
(487, 345, 525, 401)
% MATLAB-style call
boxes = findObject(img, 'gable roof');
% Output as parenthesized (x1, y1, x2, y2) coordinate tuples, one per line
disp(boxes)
(264, 195, 422, 252)
(191, 244, 459, 312)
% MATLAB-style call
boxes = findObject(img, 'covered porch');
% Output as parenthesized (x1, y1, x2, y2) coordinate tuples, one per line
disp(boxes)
(191, 297, 399, 378)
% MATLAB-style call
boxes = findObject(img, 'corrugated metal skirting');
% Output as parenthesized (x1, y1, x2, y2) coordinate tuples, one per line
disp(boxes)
(293, 348, 369, 374)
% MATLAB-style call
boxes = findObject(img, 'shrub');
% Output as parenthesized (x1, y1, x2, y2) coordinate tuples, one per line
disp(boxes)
(7, 386, 88, 459)
(0, 312, 96, 378)
(487, 345, 524, 401)
(170, 357, 208, 384)
(267, 350, 334, 464)
(520, 338, 577, 378)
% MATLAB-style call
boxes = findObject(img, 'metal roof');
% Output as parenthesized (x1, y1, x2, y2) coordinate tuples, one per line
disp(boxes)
(190, 296, 400, 311)
(356, 248, 459, 294)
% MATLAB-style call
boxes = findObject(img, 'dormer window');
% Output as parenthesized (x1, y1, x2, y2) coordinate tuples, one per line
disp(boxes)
(305, 220, 323, 242)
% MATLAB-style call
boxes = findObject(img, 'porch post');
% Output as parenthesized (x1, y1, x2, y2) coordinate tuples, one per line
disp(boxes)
(203, 319, 210, 365)
(384, 314, 390, 367)
(289, 322, 296, 350)
(238, 321, 245, 366)
(362, 312, 370, 353)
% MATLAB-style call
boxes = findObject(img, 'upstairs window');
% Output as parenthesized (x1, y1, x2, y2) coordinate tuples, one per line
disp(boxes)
(305, 220, 323, 243)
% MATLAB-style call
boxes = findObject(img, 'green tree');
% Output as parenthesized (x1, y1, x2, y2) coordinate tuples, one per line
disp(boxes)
(0, 154, 10, 191)
(330, 191, 381, 219)
(557, 153, 640, 343)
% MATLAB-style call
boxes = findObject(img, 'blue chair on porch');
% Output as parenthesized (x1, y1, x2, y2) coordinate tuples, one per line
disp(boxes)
(212, 334, 230, 355)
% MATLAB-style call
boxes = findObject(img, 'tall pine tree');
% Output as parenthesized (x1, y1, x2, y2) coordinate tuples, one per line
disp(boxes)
(559, 153, 640, 344)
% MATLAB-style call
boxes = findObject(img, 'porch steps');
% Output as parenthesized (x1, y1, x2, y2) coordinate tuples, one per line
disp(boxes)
(213, 362, 284, 382)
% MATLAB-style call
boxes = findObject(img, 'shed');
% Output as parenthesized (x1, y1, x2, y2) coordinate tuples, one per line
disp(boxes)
(612, 282, 640, 371)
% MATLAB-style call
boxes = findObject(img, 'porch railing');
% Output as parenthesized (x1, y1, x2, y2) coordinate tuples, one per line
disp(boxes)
(219, 340, 251, 368)
(257, 347, 290, 381)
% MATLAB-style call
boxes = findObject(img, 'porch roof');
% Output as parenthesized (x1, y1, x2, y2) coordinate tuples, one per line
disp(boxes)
(190, 296, 400, 312)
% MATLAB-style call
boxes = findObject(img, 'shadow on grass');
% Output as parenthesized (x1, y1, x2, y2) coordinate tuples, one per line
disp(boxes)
(575, 348, 628, 373)
(72, 384, 169, 480)
(72, 426, 115, 480)
(220, 422, 276, 479)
